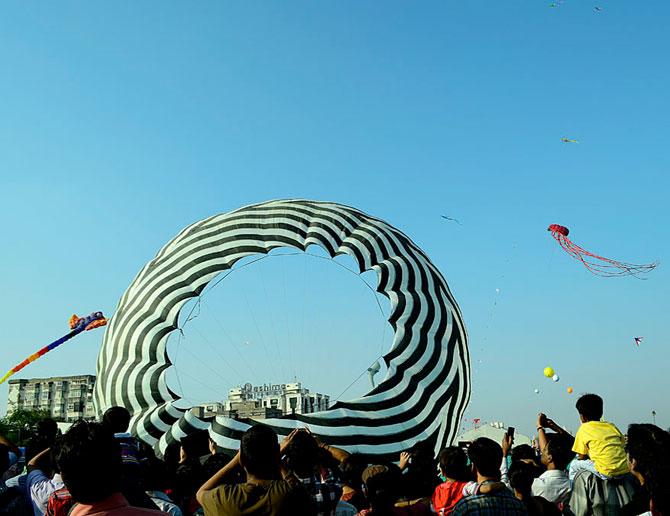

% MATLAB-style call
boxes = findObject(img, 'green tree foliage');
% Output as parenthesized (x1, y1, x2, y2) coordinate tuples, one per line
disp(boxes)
(0, 409, 51, 444)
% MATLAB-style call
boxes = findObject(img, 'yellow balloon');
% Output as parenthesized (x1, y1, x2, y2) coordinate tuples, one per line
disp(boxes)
(543, 366, 555, 378)
(567, 387, 574, 394)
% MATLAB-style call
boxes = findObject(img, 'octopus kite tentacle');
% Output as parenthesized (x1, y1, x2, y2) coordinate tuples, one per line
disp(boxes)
(0, 312, 107, 385)
(547, 224, 658, 277)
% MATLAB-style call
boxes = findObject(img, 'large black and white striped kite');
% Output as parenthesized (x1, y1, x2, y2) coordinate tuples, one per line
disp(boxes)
(94, 199, 470, 459)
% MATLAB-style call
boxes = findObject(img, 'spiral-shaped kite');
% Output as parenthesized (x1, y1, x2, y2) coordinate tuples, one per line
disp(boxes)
(94, 200, 470, 460)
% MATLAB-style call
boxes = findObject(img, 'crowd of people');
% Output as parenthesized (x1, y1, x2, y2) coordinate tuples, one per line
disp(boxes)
(1, 394, 668, 515)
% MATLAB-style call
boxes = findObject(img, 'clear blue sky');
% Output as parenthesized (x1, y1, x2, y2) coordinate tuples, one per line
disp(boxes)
(1, 1, 668, 437)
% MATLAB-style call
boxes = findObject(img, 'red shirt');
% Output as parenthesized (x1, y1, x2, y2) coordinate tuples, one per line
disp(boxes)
(70, 493, 167, 516)
(432, 481, 469, 515)
(46, 487, 75, 516)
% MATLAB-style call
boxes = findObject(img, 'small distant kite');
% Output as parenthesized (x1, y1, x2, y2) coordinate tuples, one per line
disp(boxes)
(548, 224, 658, 277)
(561, 137, 579, 144)
(0, 312, 107, 385)
(441, 215, 462, 225)
(549, 0, 563, 7)
(634, 337, 643, 347)
(594, 6, 603, 12)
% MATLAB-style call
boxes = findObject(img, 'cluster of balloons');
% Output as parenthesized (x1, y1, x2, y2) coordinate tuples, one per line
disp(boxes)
(540, 366, 574, 395)
(543, 366, 560, 382)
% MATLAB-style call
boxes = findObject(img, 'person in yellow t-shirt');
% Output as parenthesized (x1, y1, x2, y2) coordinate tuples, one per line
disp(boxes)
(568, 394, 629, 481)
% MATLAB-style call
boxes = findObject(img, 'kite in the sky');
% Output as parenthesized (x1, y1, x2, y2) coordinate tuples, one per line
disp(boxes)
(96, 199, 470, 459)
(634, 337, 643, 347)
(594, 6, 603, 12)
(441, 215, 462, 225)
(0, 312, 107, 385)
(561, 137, 579, 144)
(548, 224, 658, 277)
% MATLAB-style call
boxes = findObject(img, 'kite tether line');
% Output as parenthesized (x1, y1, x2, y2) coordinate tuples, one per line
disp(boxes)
(169, 251, 390, 402)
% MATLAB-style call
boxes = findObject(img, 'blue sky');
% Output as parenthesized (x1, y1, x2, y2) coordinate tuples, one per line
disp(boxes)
(1, 1, 668, 437)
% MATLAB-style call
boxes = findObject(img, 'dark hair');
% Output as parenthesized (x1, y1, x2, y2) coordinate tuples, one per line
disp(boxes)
(467, 438, 502, 478)
(202, 453, 231, 480)
(102, 406, 132, 434)
(240, 425, 280, 479)
(511, 444, 537, 464)
(364, 467, 400, 514)
(0, 444, 9, 475)
(340, 453, 368, 487)
(439, 447, 470, 481)
(509, 461, 537, 497)
(25, 418, 59, 462)
(55, 421, 121, 503)
(284, 430, 320, 477)
(36, 418, 59, 439)
(544, 434, 574, 470)
(576, 394, 603, 421)
(402, 442, 440, 499)
(143, 458, 170, 491)
(180, 430, 210, 461)
(626, 424, 670, 515)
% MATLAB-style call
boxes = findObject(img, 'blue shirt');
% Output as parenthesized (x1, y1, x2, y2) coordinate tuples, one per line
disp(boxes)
(452, 490, 527, 516)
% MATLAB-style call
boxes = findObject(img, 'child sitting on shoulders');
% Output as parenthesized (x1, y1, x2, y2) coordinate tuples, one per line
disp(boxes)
(569, 394, 629, 481)
(432, 447, 472, 515)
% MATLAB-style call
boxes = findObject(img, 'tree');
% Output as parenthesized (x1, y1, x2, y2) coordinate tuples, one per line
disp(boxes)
(0, 408, 51, 444)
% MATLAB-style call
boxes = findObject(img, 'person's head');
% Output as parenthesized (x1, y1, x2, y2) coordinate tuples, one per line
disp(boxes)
(541, 434, 574, 470)
(143, 458, 170, 492)
(438, 446, 471, 482)
(202, 453, 231, 481)
(511, 444, 538, 465)
(508, 461, 538, 500)
(467, 438, 502, 479)
(626, 424, 670, 515)
(55, 421, 122, 504)
(362, 465, 399, 513)
(102, 406, 131, 434)
(36, 418, 59, 441)
(283, 429, 320, 478)
(0, 444, 9, 476)
(26, 418, 59, 462)
(239, 424, 280, 480)
(340, 453, 368, 489)
(575, 394, 603, 423)
(402, 442, 440, 499)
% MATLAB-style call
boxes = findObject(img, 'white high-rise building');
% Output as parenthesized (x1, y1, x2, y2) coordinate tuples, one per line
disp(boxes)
(225, 381, 330, 416)
(7, 375, 96, 422)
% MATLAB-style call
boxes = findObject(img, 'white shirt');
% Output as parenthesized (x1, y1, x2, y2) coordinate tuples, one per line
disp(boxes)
(531, 469, 570, 504)
(5, 473, 26, 493)
(27, 470, 64, 516)
(146, 491, 182, 516)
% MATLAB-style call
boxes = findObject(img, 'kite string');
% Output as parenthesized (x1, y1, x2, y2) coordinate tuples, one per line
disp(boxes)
(241, 285, 281, 382)
(201, 303, 258, 379)
(333, 355, 386, 402)
(172, 249, 392, 401)
(257, 263, 288, 380)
